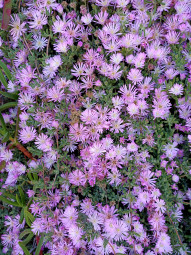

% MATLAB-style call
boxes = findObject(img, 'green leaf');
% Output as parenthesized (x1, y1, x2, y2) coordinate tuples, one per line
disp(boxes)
(0, 69, 7, 88)
(24, 207, 35, 227)
(18, 242, 31, 255)
(0, 101, 17, 111)
(0, 160, 6, 171)
(35, 235, 44, 255)
(103, 239, 109, 249)
(0, 60, 12, 80)
(0, 91, 18, 100)
(2, 131, 10, 143)
(24, 207, 32, 227)
(19, 229, 33, 239)
(18, 186, 26, 205)
(25, 210, 35, 223)
(19, 207, 24, 224)
(16, 194, 23, 206)
(0, 195, 22, 207)
(0, 112, 7, 131)
(22, 233, 34, 245)
(3, 192, 16, 200)
(33, 173, 38, 181)
(27, 172, 33, 181)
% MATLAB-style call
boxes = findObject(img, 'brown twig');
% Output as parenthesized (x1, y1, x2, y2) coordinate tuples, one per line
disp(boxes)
(22, 32, 33, 55)
(46, 36, 51, 56)
(166, 211, 187, 254)
(100, 234, 116, 255)
(9, 138, 36, 161)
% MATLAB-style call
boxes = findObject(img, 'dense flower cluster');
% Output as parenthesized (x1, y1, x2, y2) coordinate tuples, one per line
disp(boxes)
(0, 0, 191, 254)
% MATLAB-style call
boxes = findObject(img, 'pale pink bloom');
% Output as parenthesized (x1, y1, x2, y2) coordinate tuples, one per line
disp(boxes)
(61, 206, 78, 228)
(68, 224, 83, 244)
(127, 68, 144, 83)
(90, 142, 106, 157)
(95, 0, 112, 7)
(127, 103, 139, 116)
(156, 233, 173, 254)
(35, 134, 53, 152)
(19, 126, 37, 144)
(0, 149, 13, 162)
(29, 12, 47, 30)
(127, 141, 138, 152)
(165, 68, 179, 80)
(10, 14, 26, 40)
(154, 199, 166, 213)
(119, 84, 137, 103)
(71, 63, 86, 77)
(110, 119, 125, 133)
(121, 33, 137, 48)
(165, 31, 180, 44)
(172, 174, 179, 183)
(88, 212, 104, 231)
(18, 93, 35, 110)
(116, 0, 130, 8)
(47, 86, 65, 102)
(81, 109, 98, 124)
(110, 53, 123, 65)
(169, 83, 184, 95)
(149, 212, 165, 231)
(80, 199, 94, 214)
(113, 220, 128, 241)
(69, 123, 88, 142)
(31, 219, 45, 235)
(94, 10, 108, 25)
(138, 192, 150, 205)
(103, 39, 121, 53)
(81, 13, 93, 25)
(68, 169, 86, 186)
(107, 169, 121, 186)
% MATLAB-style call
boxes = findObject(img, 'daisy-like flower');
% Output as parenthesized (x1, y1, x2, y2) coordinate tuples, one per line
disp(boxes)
(69, 123, 88, 142)
(107, 169, 122, 186)
(18, 93, 35, 110)
(29, 12, 47, 30)
(32, 35, 48, 51)
(116, 0, 130, 8)
(71, 63, 86, 77)
(94, 10, 108, 25)
(169, 83, 184, 95)
(88, 212, 104, 231)
(19, 126, 37, 144)
(127, 141, 138, 152)
(81, 13, 93, 25)
(14, 50, 28, 67)
(35, 134, 53, 152)
(31, 218, 45, 235)
(47, 86, 65, 102)
(9, 14, 26, 40)
(165, 31, 180, 44)
(127, 68, 144, 83)
(154, 199, 166, 213)
(68, 169, 86, 186)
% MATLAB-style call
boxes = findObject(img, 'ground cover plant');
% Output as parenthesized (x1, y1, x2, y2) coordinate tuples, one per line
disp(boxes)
(0, 0, 191, 254)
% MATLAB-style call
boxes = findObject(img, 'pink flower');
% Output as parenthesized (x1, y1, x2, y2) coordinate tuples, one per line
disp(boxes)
(154, 199, 166, 213)
(47, 86, 65, 102)
(68, 169, 86, 186)
(19, 126, 37, 144)
(172, 174, 179, 183)
(127, 141, 138, 152)
(69, 123, 88, 142)
(35, 134, 53, 152)
(127, 68, 144, 83)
